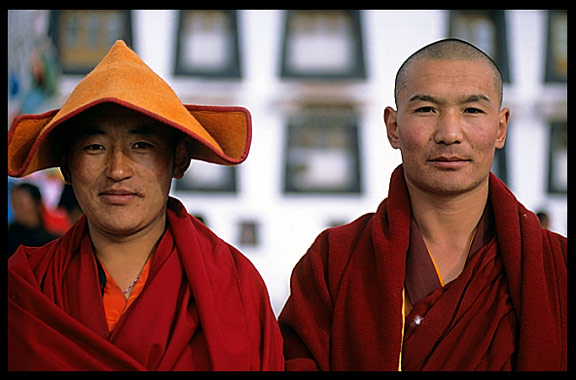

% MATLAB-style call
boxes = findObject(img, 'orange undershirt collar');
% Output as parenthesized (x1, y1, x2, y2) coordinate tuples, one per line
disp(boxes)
(96, 257, 152, 332)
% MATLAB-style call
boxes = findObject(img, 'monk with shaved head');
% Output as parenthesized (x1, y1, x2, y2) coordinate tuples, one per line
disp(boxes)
(278, 39, 567, 371)
(394, 38, 504, 108)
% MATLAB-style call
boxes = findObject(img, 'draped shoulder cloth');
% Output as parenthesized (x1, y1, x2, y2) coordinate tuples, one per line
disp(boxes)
(8, 198, 284, 370)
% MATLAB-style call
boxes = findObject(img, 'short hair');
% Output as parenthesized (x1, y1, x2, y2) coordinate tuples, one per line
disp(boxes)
(394, 38, 503, 108)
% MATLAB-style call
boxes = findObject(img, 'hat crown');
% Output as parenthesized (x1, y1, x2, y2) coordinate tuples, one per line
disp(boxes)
(50, 40, 223, 160)
(8, 40, 251, 178)
(61, 41, 196, 125)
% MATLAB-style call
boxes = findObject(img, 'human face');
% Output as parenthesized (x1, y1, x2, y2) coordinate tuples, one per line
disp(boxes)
(385, 59, 510, 197)
(63, 104, 188, 239)
(10, 188, 40, 227)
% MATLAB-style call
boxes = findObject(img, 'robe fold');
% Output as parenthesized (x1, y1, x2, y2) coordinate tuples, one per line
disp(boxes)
(8, 197, 284, 371)
(402, 237, 517, 370)
(278, 165, 567, 371)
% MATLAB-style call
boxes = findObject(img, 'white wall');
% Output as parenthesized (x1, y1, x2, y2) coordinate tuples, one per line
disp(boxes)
(52, 10, 567, 315)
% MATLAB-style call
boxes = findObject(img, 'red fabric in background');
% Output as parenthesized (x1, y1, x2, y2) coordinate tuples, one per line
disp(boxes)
(41, 205, 72, 235)
(279, 165, 567, 371)
(8, 197, 284, 371)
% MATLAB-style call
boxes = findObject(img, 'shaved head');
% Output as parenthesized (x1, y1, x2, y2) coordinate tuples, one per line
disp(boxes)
(394, 39, 503, 108)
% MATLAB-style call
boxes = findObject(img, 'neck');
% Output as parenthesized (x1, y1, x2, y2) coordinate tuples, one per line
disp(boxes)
(88, 215, 166, 291)
(406, 176, 489, 283)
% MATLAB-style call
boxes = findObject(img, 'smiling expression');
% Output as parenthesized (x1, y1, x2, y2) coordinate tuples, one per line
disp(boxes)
(385, 59, 510, 197)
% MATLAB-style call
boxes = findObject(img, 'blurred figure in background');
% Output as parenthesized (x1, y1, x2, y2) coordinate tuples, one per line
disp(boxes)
(8, 182, 58, 258)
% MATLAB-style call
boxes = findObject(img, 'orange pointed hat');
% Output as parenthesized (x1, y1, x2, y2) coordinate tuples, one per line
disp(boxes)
(8, 40, 251, 178)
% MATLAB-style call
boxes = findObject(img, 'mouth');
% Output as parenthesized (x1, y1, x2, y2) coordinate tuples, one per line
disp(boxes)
(427, 156, 471, 169)
(99, 189, 142, 205)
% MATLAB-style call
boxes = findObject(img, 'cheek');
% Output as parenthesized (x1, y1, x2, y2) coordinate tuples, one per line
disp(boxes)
(68, 167, 98, 212)
(139, 155, 176, 195)
(467, 123, 500, 151)
(398, 126, 428, 153)
(150, 150, 175, 177)
(69, 156, 100, 191)
(394, 112, 434, 154)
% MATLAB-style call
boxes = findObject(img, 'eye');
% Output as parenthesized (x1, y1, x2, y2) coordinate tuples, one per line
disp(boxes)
(464, 107, 484, 114)
(133, 141, 153, 150)
(83, 144, 105, 152)
(132, 141, 154, 151)
(415, 106, 436, 113)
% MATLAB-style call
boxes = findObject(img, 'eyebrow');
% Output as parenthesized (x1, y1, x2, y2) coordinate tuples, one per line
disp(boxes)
(129, 124, 156, 135)
(408, 94, 492, 105)
(409, 94, 440, 104)
(80, 125, 106, 137)
(461, 94, 492, 104)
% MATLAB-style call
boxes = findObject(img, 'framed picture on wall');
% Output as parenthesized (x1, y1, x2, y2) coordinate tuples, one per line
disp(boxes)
(237, 220, 260, 247)
(174, 161, 237, 193)
(280, 10, 365, 80)
(50, 10, 133, 74)
(174, 10, 241, 78)
(283, 107, 362, 194)
(448, 10, 510, 82)
(544, 10, 567, 83)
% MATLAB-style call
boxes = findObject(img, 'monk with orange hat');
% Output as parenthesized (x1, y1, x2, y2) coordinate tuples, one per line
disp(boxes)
(8, 40, 283, 371)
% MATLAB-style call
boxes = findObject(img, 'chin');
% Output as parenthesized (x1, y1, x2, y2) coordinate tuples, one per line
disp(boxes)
(406, 169, 484, 196)
(427, 177, 488, 196)
(100, 220, 148, 236)
(86, 209, 151, 235)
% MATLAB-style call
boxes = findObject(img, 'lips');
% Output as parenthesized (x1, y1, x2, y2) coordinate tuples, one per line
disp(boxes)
(428, 155, 471, 169)
(99, 188, 141, 205)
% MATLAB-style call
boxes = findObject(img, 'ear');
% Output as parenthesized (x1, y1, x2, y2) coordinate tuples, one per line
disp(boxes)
(60, 166, 72, 185)
(384, 106, 401, 149)
(60, 166, 72, 184)
(59, 155, 72, 185)
(495, 107, 510, 149)
(172, 139, 192, 179)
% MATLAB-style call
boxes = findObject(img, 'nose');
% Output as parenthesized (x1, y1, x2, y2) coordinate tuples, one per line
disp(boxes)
(105, 149, 134, 181)
(434, 110, 464, 145)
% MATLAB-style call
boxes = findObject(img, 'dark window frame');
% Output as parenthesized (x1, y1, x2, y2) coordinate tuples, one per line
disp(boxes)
(49, 10, 133, 75)
(448, 10, 511, 83)
(283, 107, 363, 194)
(174, 10, 242, 79)
(544, 10, 567, 83)
(280, 10, 366, 80)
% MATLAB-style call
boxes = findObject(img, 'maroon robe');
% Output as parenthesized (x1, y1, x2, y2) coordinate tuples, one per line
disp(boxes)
(279, 165, 567, 371)
(8, 197, 284, 371)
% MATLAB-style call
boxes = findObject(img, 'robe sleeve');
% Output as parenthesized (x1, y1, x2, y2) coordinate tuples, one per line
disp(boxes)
(278, 232, 334, 371)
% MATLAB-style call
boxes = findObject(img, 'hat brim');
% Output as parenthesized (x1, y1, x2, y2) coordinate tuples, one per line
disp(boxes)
(7, 98, 251, 178)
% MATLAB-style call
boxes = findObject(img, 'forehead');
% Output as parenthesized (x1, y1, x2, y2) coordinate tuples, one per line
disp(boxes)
(401, 59, 499, 101)
(67, 103, 172, 139)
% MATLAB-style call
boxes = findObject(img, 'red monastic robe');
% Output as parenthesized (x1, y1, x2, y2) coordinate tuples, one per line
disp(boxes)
(8, 198, 284, 371)
(279, 165, 567, 371)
